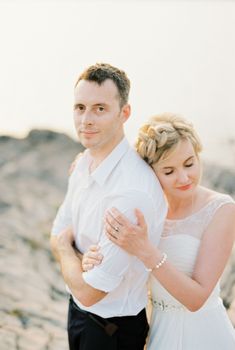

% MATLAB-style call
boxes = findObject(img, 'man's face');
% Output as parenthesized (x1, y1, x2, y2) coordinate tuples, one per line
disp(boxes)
(73, 79, 129, 153)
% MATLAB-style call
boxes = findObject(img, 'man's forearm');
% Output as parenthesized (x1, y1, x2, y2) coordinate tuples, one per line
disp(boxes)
(58, 245, 86, 298)
(50, 230, 107, 306)
(50, 235, 61, 262)
(51, 235, 83, 262)
(50, 233, 85, 295)
(59, 245, 107, 306)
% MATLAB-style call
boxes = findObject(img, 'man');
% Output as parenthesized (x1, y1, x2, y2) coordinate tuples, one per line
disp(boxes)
(50, 63, 167, 350)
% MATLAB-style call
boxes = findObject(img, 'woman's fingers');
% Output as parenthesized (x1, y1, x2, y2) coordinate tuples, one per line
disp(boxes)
(105, 222, 118, 240)
(104, 208, 147, 250)
(106, 207, 144, 232)
(84, 256, 102, 265)
(88, 245, 100, 252)
(105, 214, 119, 234)
(106, 208, 129, 227)
(82, 246, 103, 271)
(82, 255, 103, 271)
(68, 160, 76, 175)
(105, 208, 138, 239)
(105, 226, 122, 245)
(86, 250, 103, 261)
(135, 209, 147, 231)
(68, 152, 84, 175)
(83, 263, 95, 271)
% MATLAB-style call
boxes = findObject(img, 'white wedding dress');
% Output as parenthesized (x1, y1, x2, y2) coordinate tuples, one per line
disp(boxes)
(147, 194, 235, 350)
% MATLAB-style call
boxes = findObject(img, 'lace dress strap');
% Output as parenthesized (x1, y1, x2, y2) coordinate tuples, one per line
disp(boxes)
(162, 194, 235, 240)
(202, 194, 235, 230)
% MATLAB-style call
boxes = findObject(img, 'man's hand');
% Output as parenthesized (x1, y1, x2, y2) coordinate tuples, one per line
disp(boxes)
(50, 227, 75, 263)
(57, 227, 74, 249)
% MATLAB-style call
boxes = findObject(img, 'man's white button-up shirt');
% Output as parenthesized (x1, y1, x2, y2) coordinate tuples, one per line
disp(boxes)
(52, 138, 167, 318)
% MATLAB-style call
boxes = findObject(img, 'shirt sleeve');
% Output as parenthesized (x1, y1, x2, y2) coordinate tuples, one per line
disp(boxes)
(51, 165, 78, 236)
(82, 189, 166, 292)
(150, 180, 168, 246)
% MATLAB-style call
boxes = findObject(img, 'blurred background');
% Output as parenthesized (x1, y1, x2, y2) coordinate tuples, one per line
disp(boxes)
(1, 0, 235, 349)
(0, 0, 235, 166)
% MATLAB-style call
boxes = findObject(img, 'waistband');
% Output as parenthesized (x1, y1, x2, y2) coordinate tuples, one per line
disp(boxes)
(151, 297, 223, 312)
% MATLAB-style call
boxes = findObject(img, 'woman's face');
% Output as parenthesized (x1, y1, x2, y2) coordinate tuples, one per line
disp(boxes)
(152, 139, 201, 199)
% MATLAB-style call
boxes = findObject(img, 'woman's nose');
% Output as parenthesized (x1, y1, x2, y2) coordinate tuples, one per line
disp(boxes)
(177, 171, 189, 184)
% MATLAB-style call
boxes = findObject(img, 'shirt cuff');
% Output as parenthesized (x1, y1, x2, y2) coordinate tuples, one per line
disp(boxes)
(82, 268, 123, 293)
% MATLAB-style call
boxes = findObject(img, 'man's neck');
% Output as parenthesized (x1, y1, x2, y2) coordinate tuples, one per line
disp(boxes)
(89, 135, 125, 173)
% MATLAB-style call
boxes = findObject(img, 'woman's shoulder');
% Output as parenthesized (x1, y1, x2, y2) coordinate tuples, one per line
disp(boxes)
(200, 187, 234, 204)
(199, 187, 235, 220)
(195, 188, 235, 240)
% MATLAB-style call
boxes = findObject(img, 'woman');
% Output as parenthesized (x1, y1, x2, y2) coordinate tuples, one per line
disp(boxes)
(82, 113, 235, 349)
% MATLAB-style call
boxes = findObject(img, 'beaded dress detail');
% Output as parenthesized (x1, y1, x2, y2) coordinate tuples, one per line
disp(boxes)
(147, 194, 235, 350)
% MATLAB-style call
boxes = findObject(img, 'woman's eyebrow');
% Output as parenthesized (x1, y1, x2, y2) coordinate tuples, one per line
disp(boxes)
(184, 156, 194, 163)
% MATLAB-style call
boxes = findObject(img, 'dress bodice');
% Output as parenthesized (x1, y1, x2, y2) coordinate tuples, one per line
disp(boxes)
(162, 194, 234, 240)
(150, 194, 234, 309)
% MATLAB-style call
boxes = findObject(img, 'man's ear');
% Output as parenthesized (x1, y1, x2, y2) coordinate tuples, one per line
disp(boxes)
(121, 104, 131, 123)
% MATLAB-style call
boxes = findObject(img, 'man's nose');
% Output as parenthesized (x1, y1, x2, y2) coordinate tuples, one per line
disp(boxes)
(81, 110, 94, 125)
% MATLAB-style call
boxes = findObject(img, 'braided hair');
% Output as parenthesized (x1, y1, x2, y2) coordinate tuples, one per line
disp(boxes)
(136, 113, 202, 166)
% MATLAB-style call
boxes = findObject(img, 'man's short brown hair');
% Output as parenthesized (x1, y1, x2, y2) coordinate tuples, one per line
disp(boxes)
(75, 63, 130, 107)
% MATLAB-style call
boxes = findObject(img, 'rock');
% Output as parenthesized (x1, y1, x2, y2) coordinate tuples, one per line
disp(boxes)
(202, 163, 235, 195)
(221, 246, 235, 309)
(0, 130, 83, 350)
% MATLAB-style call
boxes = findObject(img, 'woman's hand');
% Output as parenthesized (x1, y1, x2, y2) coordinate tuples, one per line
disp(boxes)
(82, 245, 103, 272)
(69, 152, 84, 175)
(104, 208, 153, 260)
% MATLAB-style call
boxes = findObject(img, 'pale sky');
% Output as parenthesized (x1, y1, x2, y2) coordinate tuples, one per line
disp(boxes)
(0, 0, 235, 167)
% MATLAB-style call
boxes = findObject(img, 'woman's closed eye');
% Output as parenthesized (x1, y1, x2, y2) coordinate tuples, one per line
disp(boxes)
(164, 163, 194, 175)
(164, 170, 173, 175)
(185, 163, 194, 168)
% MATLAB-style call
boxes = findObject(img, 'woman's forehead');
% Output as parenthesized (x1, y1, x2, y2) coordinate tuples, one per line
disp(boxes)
(158, 140, 196, 168)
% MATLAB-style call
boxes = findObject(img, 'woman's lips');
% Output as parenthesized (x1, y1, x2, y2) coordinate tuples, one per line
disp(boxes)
(177, 183, 192, 191)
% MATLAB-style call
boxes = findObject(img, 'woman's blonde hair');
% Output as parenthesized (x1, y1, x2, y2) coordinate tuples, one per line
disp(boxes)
(136, 113, 202, 165)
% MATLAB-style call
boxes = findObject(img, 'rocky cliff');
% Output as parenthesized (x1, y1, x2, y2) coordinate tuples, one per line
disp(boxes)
(0, 130, 234, 349)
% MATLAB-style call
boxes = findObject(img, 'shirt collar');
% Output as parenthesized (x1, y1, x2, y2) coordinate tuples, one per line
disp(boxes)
(90, 137, 130, 187)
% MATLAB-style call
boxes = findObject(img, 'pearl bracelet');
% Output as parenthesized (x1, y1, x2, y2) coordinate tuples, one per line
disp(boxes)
(145, 253, 168, 272)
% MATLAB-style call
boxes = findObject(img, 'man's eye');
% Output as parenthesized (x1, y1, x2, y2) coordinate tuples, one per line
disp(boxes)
(97, 106, 104, 112)
(75, 105, 85, 112)
(185, 163, 193, 168)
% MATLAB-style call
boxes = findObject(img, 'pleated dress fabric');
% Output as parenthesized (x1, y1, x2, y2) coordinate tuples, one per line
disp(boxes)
(147, 194, 235, 350)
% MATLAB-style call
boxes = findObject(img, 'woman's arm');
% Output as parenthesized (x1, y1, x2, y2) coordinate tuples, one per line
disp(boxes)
(105, 205, 235, 312)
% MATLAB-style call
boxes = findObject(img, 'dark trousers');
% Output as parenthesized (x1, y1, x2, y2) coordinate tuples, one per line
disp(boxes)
(67, 296, 149, 350)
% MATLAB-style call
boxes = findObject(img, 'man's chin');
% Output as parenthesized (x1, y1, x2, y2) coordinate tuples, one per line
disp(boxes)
(79, 139, 96, 149)
(77, 135, 89, 146)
